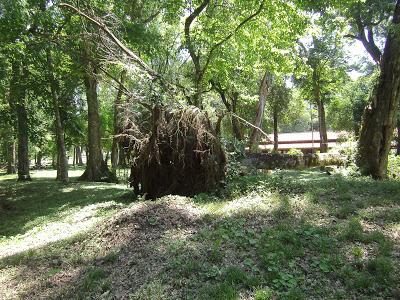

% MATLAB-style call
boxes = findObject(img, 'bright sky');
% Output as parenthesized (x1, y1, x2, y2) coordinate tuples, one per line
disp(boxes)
(345, 39, 375, 80)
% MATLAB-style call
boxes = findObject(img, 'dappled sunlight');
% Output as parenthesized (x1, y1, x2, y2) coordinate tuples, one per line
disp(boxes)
(79, 184, 128, 191)
(208, 192, 275, 216)
(60, 187, 77, 193)
(388, 223, 400, 241)
(1, 169, 400, 299)
(0, 201, 122, 259)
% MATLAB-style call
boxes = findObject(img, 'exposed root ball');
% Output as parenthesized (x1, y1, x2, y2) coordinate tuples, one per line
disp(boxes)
(128, 106, 226, 199)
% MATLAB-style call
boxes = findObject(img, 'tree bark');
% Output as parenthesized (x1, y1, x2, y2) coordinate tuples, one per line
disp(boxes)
(76, 146, 84, 165)
(35, 151, 43, 169)
(47, 49, 69, 183)
(79, 45, 115, 182)
(312, 68, 328, 153)
(6, 141, 16, 174)
(249, 71, 271, 153)
(111, 70, 126, 172)
(10, 61, 31, 181)
(273, 107, 278, 152)
(72, 146, 76, 166)
(212, 82, 243, 140)
(184, 0, 210, 108)
(357, 0, 400, 179)
(397, 119, 400, 156)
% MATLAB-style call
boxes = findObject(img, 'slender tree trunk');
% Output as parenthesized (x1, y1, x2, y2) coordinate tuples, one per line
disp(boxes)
(79, 45, 115, 182)
(249, 71, 271, 153)
(72, 146, 76, 166)
(273, 107, 279, 152)
(5, 88, 16, 174)
(312, 68, 328, 153)
(76, 146, 84, 165)
(6, 141, 16, 174)
(52, 152, 57, 169)
(36, 151, 43, 169)
(105, 151, 110, 165)
(396, 119, 400, 156)
(47, 49, 68, 183)
(357, 1, 400, 179)
(111, 70, 126, 171)
(10, 62, 31, 181)
(214, 85, 243, 140)
(316, 99, 328, 153)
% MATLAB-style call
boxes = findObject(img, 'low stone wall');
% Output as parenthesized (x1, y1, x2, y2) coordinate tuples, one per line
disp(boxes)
(241, 153, 345, 170)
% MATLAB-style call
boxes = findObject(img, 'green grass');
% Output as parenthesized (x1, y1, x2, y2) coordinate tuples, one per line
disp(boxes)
(0, 169, 131, 245)
(0, 168, 399, 299)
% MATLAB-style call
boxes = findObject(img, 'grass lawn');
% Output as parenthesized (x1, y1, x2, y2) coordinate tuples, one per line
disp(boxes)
(0, 168, 399, 299)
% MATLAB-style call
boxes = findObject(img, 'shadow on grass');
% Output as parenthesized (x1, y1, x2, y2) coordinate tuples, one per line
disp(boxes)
(0, 172, 133, 239)
(1, 169, 399, 299)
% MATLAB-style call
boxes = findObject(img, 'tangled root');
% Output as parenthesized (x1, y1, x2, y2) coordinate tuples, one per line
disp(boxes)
(126, 105, 226, 199)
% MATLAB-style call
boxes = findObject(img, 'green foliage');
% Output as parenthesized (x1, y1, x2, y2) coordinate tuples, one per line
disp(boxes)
(387, 154, 400, 179)
(287, 148, 303, 155)
(254, 287, 273, 300)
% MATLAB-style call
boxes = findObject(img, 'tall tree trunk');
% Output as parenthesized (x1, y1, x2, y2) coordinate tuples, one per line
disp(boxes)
(316, 99, 328, 153)
(6, 141, 16, 174)
(111, 70, 126, 172)
(10, 62, 31, 181)
(79, 46, 115, 182)
(52, 152, 57, 169)
(249, 71, 271, 153)
(184, 0, 210, 108)
(5, 88, 16, 174)
(357, 1, 400, 179)
(312, 68, 328, 153)
(76, 146, 84, 165)
(213, 83, 243, 140)
(36, 150, 43, 169)
(273, 107, 279, 152)
(47, 49, 69, 183)
(72, 146, 76, 166)
(397, 121, 400, 156)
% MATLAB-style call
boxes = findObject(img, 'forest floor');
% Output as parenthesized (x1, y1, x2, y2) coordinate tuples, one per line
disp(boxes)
(0, 168, 399, 299)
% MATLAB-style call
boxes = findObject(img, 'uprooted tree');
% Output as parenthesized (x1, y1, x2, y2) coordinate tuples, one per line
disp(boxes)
(123, 105, 226, 199)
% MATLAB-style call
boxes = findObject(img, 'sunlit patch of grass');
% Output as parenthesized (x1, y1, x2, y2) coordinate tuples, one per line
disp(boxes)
(129, 280, 168, 300)
(0, 169, 132, 259)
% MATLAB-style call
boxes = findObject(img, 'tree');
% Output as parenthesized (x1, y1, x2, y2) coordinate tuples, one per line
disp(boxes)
(79, 41, 115, 182)
(297, 20, 347, 153)
(183, 0, 266, 107)
(341, 0, 394, 64)
(248, 71, 272, 152)
(110, 70, 126, 171)
(357, 0, 400, 179)
(267, 80, 293, 151)
(11, 59, 31, 181)
(46, 48, 69, 182)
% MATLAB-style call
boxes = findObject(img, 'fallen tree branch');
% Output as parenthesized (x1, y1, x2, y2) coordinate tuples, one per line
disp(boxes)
(59, 3, 161, 80)
(230, 112, 272, 143)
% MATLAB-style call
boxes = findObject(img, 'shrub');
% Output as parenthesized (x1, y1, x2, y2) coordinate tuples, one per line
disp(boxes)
(287, 148, 303, 156)
(387, 154, 400, 179)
